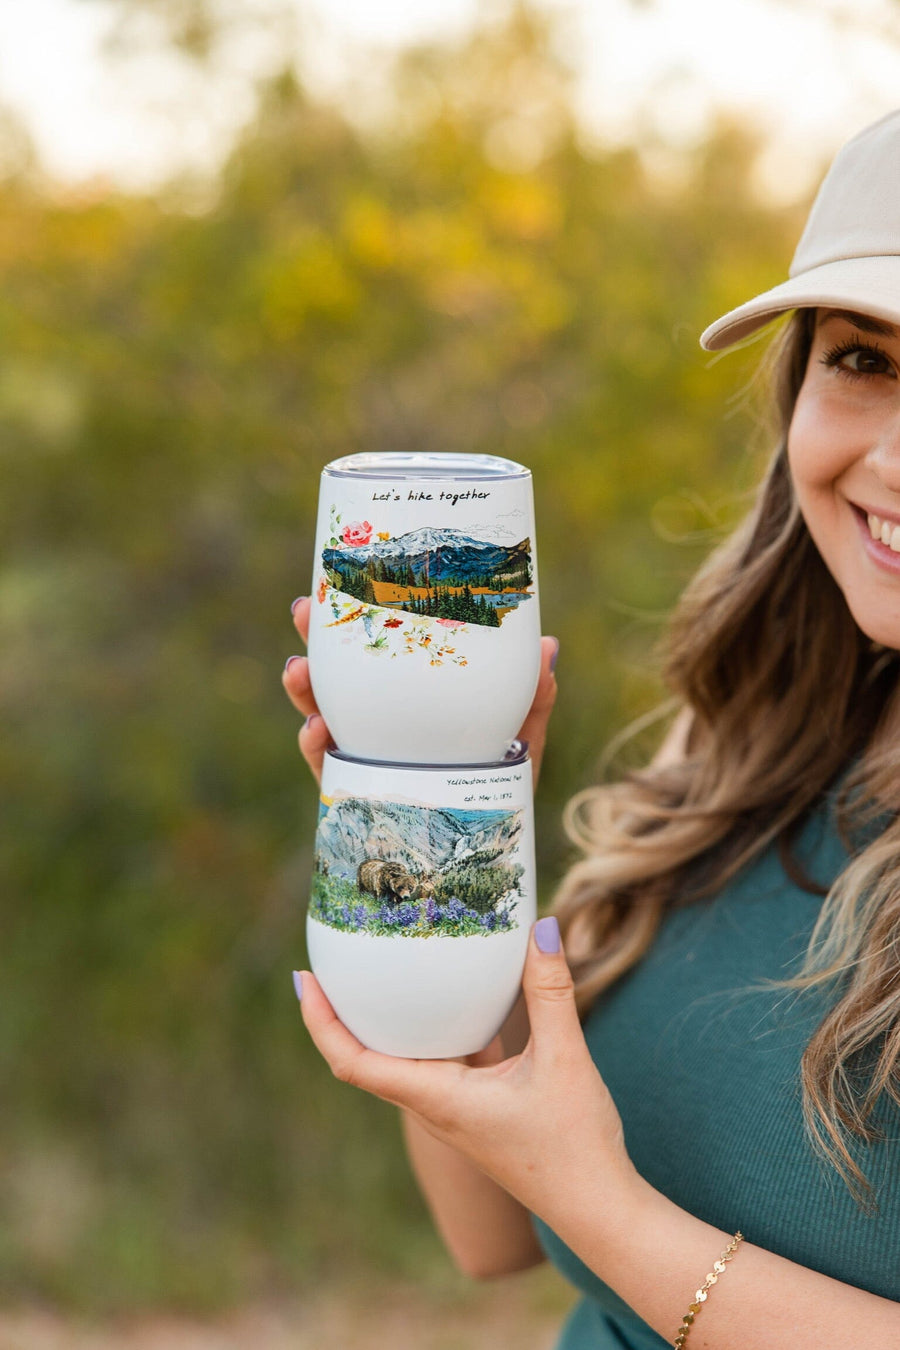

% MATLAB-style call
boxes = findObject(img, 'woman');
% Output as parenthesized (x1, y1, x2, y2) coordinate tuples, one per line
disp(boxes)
(283, 110, 900, 1346)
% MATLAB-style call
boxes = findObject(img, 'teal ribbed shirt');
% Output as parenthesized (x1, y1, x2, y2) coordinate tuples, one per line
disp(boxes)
(532, 790, 900, 1348)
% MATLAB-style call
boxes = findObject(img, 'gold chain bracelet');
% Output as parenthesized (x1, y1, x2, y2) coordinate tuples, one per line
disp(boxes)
(673, 1231, 744, 1348)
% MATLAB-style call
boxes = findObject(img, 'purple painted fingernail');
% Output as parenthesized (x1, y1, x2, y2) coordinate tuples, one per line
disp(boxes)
(291, 596, 308, 614)
(549, 637, 560, 673)
(303, 713, 321, 732)
(534, 916, 560, 954)
(292, 971, 303, 1002)
(284, 654, 302, 674)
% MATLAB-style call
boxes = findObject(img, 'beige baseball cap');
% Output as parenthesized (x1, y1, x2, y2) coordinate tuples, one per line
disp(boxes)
(700, 109, 900, 351)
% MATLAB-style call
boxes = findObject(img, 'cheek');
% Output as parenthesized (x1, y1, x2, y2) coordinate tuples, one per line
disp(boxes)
(787, 387, 851, 498)
(786, 394, 853, 567)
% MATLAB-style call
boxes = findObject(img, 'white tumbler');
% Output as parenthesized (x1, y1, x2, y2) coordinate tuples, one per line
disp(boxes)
(306, 744, 536, 1058)
(307, 452, 541, 764)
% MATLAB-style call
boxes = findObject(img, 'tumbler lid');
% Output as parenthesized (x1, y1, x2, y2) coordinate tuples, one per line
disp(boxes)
(323, 452, 530, 482)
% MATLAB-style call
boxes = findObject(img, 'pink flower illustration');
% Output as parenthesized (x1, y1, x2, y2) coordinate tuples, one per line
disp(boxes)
(436, 618, 464, 629)
(341, 520, 373, 547)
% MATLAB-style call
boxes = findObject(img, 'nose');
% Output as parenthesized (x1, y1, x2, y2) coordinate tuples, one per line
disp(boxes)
(866, 409, 900, 492)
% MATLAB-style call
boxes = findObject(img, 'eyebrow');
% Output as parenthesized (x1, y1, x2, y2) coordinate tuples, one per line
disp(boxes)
(817, 308, 899, 338)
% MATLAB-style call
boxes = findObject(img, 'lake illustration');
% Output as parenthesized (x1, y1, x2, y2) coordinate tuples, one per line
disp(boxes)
(310, 793, 525, 938)
(321, 525, 534, 628)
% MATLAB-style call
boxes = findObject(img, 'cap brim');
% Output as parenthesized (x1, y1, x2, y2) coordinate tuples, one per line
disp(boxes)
(700, 256, 900, 350)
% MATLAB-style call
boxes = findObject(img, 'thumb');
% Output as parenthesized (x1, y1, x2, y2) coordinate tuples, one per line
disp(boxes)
(522, 917, 583, 1053)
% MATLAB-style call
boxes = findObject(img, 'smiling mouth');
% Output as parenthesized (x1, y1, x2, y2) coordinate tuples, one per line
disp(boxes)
(864, 510, 900, 554)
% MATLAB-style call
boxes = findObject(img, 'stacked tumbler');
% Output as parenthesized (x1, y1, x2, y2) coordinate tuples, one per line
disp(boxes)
(305, 452, 541, 1057)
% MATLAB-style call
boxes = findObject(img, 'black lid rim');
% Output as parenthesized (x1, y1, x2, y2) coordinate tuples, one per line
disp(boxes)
(324, 740, 530, 770)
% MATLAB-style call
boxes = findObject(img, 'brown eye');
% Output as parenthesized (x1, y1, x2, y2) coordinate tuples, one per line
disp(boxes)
(843, 348, 891, 375)
(820, 338, 897, 380)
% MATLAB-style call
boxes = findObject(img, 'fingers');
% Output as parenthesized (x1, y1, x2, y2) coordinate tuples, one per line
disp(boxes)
(283, 652, 332, 781)
(283, 596, 333, 781)
(295, 969, 463, 1119)
(292, 595, 311, 644)
(298, 714, 332, 783)
(283, 598, 316, 712)
(518, 636, 559, 788)
(295, 968, 374, 1089)
(282, 650, 319, 715)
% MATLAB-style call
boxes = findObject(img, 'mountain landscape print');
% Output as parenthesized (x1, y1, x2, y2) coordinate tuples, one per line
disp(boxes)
(310, 793, 525, 938)
(321, 526, 533, 628)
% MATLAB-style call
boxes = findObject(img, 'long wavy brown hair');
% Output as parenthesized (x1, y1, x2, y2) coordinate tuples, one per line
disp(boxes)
(554, 310, 900, 1203)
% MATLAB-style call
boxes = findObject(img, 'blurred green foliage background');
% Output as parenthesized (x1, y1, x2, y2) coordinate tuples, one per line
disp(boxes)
(1, 1, 809, 1315)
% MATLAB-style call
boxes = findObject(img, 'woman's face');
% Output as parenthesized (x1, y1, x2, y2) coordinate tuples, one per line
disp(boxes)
(788, 307, 900, 650)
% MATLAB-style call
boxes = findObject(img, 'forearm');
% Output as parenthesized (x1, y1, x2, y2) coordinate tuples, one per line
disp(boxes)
(540, 1169, 900, 1347)
(302, 915, 900, 1339)
(402, 1111, 545, 1277)
(401, 992, 544, 1278)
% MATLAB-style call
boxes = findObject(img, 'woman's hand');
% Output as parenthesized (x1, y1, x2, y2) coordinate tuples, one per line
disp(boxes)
(281, 598, 334, 784)
(282, 597, 559, 787)
(295, 917, 639, 1227)
(296, 930, 900, 1349)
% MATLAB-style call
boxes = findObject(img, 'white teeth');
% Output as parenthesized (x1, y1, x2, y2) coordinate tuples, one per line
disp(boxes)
(867, 512, 900, 551)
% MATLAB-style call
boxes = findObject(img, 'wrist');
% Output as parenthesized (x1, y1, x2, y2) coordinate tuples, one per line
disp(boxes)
(532, 1147, 653, 1265)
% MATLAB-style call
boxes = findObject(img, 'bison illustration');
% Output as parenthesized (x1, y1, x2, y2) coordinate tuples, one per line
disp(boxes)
(357, 859, 420, 904)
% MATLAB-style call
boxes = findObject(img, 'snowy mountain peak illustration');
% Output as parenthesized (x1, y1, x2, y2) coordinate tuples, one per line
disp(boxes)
(334, 526, 499, 564)
(325, 523, 528, 583)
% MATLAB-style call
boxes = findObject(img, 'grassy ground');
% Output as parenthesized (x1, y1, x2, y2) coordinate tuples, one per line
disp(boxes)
(0, 1269, 576, 1350)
